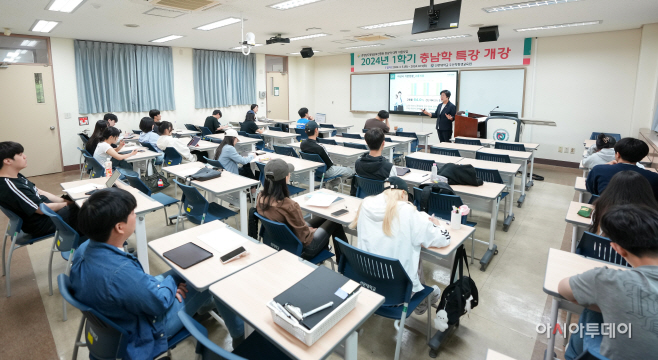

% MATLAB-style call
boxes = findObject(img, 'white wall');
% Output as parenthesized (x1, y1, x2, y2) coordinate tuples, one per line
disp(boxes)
(288, 56, 316, 121)
(51, 37, 267, 167)
(630, 23, 658, 135)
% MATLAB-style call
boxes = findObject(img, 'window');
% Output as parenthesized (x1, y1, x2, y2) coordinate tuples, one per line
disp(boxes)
(0, 35, 49, 64)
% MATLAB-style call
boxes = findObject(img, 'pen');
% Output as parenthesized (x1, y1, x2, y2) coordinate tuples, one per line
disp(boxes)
(303, 301, 334, 318)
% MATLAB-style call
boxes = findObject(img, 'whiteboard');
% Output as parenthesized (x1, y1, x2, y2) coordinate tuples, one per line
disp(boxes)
(459, 69, 525, 117)
(351, 74, 389, 112)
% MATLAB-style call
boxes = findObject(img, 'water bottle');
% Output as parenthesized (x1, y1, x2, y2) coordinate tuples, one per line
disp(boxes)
(431, 163, 438, 182)
(465, 110, 469, 117)
(104, 160, 113, 177)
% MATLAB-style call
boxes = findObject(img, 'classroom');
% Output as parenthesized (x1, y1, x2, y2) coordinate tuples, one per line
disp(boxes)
(1, 0, 658, 359)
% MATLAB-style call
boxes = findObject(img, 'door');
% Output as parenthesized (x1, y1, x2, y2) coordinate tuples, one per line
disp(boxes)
(267, 72, 289, 120)
(0, 65, 62, 176)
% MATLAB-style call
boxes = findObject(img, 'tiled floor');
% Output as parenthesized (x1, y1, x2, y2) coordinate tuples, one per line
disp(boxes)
(1, 163, 581, 360)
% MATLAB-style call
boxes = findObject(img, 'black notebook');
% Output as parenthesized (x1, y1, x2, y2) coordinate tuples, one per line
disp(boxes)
(396, 167, 411, 176)
(274, 266, 356, 330)
(163, 242, 213, 269)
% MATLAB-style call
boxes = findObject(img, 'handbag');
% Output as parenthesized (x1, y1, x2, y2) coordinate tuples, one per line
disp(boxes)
(437, 246, 479, 325)
(189, 167, 222, 181)
(143, 161, 170, 193)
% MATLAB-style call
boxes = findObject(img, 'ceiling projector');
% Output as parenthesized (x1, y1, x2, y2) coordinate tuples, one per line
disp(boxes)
(266, 34, 290, 45)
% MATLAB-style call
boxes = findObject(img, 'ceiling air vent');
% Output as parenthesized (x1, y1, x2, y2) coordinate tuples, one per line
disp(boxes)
(354, 34, 394, 42)
(147, 0, 221, 12)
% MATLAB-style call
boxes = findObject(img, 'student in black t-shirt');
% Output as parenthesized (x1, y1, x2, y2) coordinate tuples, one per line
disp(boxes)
(350, 128, 398, 195)
(204, 110, 229, 134)
(240, 108, 264, 135)
(0, 142, 80, 237)
(149, 109, 162, 133)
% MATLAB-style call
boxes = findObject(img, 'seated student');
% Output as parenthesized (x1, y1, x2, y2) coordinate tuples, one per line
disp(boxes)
(590, 171, 658, 234)
(157, 121, 208, 163)
(240, 110, 263, 135)
(86, 120, 113, 155)
(149, 109, 162, 130)
(204, 109, 229, 134)
(70, 188, 244, 360)
(351, 128, 398, 195)
(586, 137, 658, 200)
(295, 107, 314, 129)
(0, 141, 80, 237)
(95, 127, 139, 170)
(138, 117, 165, 164)
(104, 113, 129, 140)
(257, 159, 346, 261)
(582, 133, 617, 169)
(559, 204, 658, 360)
(300, 121, 355, 188)
(213, 129, 257, 179)
(349, 177, 448, 314)
(364, 110, 391, 134)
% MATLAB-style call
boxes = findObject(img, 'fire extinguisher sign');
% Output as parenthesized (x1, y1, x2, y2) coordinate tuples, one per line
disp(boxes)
(79, 117, 89, 126)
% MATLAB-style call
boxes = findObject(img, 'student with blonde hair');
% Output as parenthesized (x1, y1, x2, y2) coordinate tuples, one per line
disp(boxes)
(349, 177, 450, 314)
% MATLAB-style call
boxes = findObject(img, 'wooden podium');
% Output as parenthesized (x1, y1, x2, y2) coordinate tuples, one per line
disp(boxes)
(454, 112, 487, 138)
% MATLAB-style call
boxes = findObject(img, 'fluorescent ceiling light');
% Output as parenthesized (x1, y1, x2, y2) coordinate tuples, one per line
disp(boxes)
(31, 20, 59, 33)
(342, 44, 384, 50)
(289, 50, 321, 55)
(269, 0, 323, 10)
(483, 0, 581, 13)
(48, 0, 85, 13)
(413, 34, 472, 42)
(515, 20, 601, 32)
(21, 40, 38, 47)
(150, 35, 183, 43)
(230, 44, 263, 50)
(19, 50, 27, 54)
(196, 17, 241, 31)
(290, 33, 329, 41)
(360, 19, 413, 30)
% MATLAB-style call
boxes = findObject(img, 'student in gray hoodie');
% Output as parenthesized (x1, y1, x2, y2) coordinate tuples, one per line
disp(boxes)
(582, 133, 617, 169)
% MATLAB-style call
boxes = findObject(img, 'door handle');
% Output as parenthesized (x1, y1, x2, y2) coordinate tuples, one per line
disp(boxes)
(50, 126, 55, 130)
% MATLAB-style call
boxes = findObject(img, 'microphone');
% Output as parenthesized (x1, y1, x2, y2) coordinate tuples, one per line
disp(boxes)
(490, 106, 499, 114)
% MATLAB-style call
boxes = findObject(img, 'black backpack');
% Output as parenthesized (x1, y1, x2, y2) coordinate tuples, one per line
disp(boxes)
(417, 182, 455, 213)
(438, 246, 479, 325)
(248, 207, 260, 240)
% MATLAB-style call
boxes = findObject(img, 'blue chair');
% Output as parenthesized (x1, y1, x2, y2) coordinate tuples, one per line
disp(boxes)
(82, 154, 105, 178)
(574, 349, 610, 360)
(294, 128, 308, 142)
(58, 274, 191, 360)
(132, 130, 141, 135)
(200, 126, 213, 139)
(333, 238, 434, 360)
(455, 138, 482, 146)
(78, 133, 89, 144)
(576, 232, 630, 267)
(354, 175, 385, 199)
(39, 204, 87, 320)
(140, 141, 164, 165)
(237, 131, 248, 137)
(588, 194, 600, 204)
(185, 124, 198, 131)
(474, 167, 510, 218)
(299, 152, 343, 191)
(405, 157, 434, 171)
(319, 123, 335, 128)
(341, 133, 362, 139)
(173, 180, 238, 232)
(317, 138, 337, 145)
(123, 173, 181, 226)
(430, 147, 461, 157)
(254, 212, 334, 266)
(273, 145, 298, 158)
(78, 147, 92, 179)
(163, 147, 183, 166)
(178, 311, 292, 360)
(590, 132, 621, 141)
(254, 162, 305, 196)
(395, 131, 419, 152)
(208, 137, 222, 144)
(384, 137, 405, 164)
(1, 205, 55, 297)
(269, 127, 283, 132)
(203, 156, 225, 170)
(343, 142, 368, 150)
(476, 151, 511, 163)
(362, 129, 368, 133)
(411, 188, 477, 227)
(495, 142, 526, 152)
(247, 133, 266, 151)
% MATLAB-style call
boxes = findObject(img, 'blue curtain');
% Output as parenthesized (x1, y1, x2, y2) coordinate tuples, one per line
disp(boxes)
(193, 49, 257, 109)
(74, 40, 175, 114)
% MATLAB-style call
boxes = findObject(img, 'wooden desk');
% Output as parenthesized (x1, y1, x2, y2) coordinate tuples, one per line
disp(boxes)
(493, 141, 539, 190)
(574, 177, 588, 202)
(264, 118, 297, 125)
(405, 151, 463, 166)
(354, 133, 415, 154)
(205, 134, 260, 152)
(256, 153, 323, 191)
(209, 250, 384, 360)
(260, 130, 299, 148)
(453, 136, 494, 147)
(333, 136, 395, 162)
(62, 179, 163, 274)
(565, 201, 592, 253)
(148, 221, 276, 291)
(408, 131, 433, 153)
(327, 123, 354, 134)
(430, 142, 483, 157)
(542, 248, 627, 360)
(477, 148, 531, 206)
(292, 190, 362, 226)
(289, 142, 367, 168)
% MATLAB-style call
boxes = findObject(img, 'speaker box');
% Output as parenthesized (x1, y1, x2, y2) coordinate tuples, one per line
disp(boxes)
(300, 47, 314, 58)
(477, 26, 499, 43)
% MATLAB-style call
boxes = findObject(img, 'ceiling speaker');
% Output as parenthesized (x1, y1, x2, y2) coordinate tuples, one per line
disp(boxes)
(300, 47, 314, 58)
(477, 26, 499, 42)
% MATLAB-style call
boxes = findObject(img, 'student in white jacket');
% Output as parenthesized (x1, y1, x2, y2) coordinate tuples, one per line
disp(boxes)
(157, 121, 206, 163)
(349, 176, 450, 315)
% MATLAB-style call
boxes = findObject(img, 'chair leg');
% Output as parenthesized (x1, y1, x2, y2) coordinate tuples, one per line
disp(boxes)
(72, 315, 86, 360)
(48, 243, 56, 296)
(6, 236, 19, 297)
(175, 204, 182, 233)
(426, 297, 432, 343)
(394, 307, 408, 360)
(163, 206, 169, 227)
(2, 232, 7, 277)
(471, 233, 475, 265)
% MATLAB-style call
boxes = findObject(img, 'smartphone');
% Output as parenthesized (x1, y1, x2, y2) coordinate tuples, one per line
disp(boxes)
(331, 209, 349, 217)
(220, 246, 248, 264)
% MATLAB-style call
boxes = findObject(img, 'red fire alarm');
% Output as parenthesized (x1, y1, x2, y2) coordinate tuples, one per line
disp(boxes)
(79, 117, 89, 126)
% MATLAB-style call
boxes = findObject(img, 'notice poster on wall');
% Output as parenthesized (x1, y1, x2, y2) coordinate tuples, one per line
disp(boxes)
(389, 71, 457, 115)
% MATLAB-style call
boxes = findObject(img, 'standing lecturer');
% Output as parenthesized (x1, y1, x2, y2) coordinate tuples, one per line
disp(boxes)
(422, 90, 456, 143)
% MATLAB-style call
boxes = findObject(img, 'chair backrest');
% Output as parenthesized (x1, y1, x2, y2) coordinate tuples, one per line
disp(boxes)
(207, 137, 222, 144)
(588, 194, 600, 204)
(122, 172, 152, 196)
(39, 204, 82, 252)
(133, 130, 141, 135)
(319, 124, 335, 128)
(299, 152, 328, 174)
(255, 162, 266, 185)
(163, 147, 183, 166)
(475, 152, 511, 163)
(77, 147, 91, 157)
(474, 168, 504, 184)
(574, 349, 611, 360)
(184, 124, 198, 131)
(78, 133, 89, 144)
(576, 231, 631, 267)
(343, 142, 368, 150)
(430, 147, 461, 157)
(140, 141, 160, 153)
(200, 127, 212, 136)
(204, 156, 225, 170)
(455, 138, 481, 146)
(362, 129, 368, 133)
(269, 127, 283, 132)
(273, 145, 298, 158)
(590, 132, 621, 141)
(0, 205, 24, 239)
(405, 157, 434, 171)
(317, 138, 337, 145)
(342, 133, 362, 139)
(411, 188, 465, 220)
(254, 212, 304, 256)
(334, 238, 414, 306)
(247, 134, 265, 150)
(174, 180, 210, 224)
(494, 142, 526, 152)
(354, 175, 386, 199)
(178, 311, 246, 360)
(82, 154, 105, 178)
(294, 128, 308, 141)
(394, 131, 419, 151)
(237, 131, 248, 137)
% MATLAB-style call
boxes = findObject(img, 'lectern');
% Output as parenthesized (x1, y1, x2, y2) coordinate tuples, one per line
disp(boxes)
(454, 112, 487, 138)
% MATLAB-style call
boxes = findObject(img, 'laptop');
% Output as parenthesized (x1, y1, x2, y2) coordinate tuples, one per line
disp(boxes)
(187, 136, 201, 147)
(85, 170, 121, 196)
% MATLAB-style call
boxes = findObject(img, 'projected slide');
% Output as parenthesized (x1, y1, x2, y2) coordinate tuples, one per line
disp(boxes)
(389, 71, 458, 115)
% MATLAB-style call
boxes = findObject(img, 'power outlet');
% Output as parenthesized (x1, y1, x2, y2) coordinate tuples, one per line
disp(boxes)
(570, 148, 575, 154)
(558, 146, 563, 153)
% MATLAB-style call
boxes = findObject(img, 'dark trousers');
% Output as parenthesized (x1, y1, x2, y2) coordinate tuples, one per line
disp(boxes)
(192, 150, 209, 163)
(303, 217, 346, 262)
(32, 204, 81, 238)
(438, 130, 452, 143)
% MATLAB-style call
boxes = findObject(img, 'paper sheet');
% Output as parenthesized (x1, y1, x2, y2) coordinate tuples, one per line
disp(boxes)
(175, 166, 205, 177)
(198, 229, 247, 256)
(401, 172, 431, 184)
(63, 184, 103, 194)
(305, 193, 338, 207)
